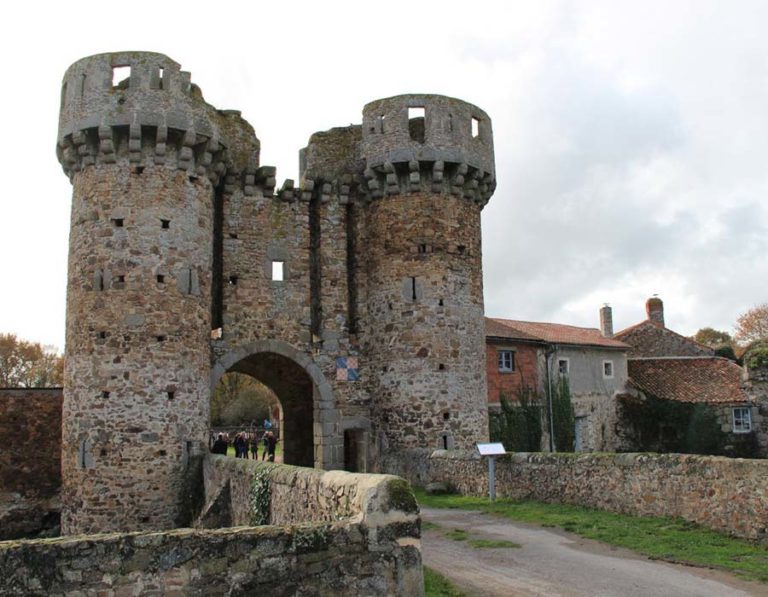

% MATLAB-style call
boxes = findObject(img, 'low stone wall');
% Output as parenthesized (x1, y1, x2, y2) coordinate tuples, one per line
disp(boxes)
(0, 388, 62, 540)
(0, 457, 423, 595)
(429, 450, 768, 541)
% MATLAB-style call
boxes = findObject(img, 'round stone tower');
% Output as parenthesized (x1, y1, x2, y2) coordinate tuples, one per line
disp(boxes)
(56, 52, 225, 533)
(360, 95, 496, 457)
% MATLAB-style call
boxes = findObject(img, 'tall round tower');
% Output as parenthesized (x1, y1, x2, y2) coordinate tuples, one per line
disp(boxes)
(361, 95, 496, 459)
(56, 52, 225, 533)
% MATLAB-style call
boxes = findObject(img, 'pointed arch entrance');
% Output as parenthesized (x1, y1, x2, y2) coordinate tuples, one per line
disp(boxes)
(211, 340, 342, 469)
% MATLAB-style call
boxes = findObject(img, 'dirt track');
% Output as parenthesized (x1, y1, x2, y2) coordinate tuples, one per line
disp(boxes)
(421, 507, 768, 597)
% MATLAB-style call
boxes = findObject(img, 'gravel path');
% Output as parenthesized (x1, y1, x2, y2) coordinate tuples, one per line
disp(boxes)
(421, 507, 768, 597)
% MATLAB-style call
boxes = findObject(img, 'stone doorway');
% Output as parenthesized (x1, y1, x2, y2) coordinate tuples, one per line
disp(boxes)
(211, 340, 342, 469)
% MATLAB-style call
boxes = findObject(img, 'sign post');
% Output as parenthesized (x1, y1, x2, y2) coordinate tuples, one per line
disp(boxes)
(476, 442, 506, 502)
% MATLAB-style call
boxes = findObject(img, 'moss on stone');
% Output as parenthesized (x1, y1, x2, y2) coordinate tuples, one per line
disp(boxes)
(386, 478, 418, 514)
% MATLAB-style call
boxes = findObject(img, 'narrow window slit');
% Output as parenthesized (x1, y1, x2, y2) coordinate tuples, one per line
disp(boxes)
(272, 261, 284, 281)
(411, 277, 417, 301)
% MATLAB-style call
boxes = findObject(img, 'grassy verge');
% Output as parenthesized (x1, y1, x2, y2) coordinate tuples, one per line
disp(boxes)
(424, 566, 465, 597)
(416, 489, 768, 583)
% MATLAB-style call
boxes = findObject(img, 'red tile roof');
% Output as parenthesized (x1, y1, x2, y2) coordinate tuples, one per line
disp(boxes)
(486, 317, 630, 349)
(628, 357, 748, 404)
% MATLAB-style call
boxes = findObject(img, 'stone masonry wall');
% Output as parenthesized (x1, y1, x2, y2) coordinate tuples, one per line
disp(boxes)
(428, 451, 768, 541)
(0, 458, 423, 596)
(0, 389, 62, 540)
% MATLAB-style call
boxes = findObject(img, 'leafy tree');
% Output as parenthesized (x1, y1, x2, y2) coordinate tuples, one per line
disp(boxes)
(550, 376, 575, 452)
(692, 327, 733, 348)
(735, 303, 768, 344)
(0, 334, 63, 387)
(714, 344, 740, 364)
(489, 385, 542, 452)
(211, 372, 275, 426)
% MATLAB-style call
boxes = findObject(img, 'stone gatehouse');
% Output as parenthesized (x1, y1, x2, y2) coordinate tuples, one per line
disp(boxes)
(56, 51, 496, 534)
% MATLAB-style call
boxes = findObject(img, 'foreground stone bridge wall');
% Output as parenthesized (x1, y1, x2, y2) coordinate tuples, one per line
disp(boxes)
(0, 458, 423, 596)
(428, 450, 768, 541)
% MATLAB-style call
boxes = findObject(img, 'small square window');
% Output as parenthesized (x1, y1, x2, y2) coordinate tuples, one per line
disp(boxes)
(732, 407, 752, 433)
(272, 261, 284, 281)
(156, 274, 165, 284)
(161, 219, 170, 229)
(498, 350, 515, 372)
(112, 218, 124, 227)
(603, 360, 614, 379)
(558, 358, 569, 376)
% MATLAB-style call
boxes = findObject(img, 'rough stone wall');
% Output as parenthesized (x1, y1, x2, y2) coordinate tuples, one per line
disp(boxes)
(200, 454, 419, 528)
(365, 193, 488, 452)
(0, 389, 62, 540)
(743, 357, 768, 456)
(0, 522, 422, 596)
(617, 321, 714, 358)
(0, 458, 423, 596)
(486, 341, 541, 405)
(428, 451, 768, 541)
(57, 52, 229, 535)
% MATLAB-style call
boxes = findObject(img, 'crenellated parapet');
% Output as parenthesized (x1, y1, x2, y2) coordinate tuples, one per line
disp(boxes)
(360, 94, 496, 205)
(56, 52, 260, 186)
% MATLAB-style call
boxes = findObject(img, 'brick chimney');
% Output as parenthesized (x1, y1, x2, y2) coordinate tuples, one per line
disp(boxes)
(646, 296, 664, 326)
(599, 304, 613, 338)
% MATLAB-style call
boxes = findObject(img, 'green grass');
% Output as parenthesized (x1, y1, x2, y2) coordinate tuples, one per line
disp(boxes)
(468, 538, 522, 549)
(445, 528, 468, 541)
(225, 442, 282, 460)
(415, 489, 768, 583)
(424, 566, 465, 597)
(429, 524, 521, 549)
(422, 520, 441, 531)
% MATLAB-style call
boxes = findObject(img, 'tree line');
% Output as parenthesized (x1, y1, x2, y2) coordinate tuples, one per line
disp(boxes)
(0, 334, 63, 387)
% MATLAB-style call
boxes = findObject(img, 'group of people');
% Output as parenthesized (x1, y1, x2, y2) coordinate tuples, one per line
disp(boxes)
(210, 430, 278, 462)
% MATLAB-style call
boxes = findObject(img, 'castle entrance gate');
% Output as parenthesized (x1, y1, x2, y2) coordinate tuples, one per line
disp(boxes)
(211, 340, 341, 469)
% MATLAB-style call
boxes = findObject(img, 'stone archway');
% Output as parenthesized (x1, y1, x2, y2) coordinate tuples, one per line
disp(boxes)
(211, 340, 342, 470)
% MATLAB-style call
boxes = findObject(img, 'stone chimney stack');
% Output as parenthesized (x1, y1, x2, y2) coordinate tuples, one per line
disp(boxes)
(599, 304, 613, 338)
(646, 295, 665, 326)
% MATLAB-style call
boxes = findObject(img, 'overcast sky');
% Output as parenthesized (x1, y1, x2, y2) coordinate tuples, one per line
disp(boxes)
(1, 0, 766, 351)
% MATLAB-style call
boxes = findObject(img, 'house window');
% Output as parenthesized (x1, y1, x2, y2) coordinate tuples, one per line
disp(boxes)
(732, 407, 752, 433)
(603, 360, 614, 379)
(498, 350, 515, 372)
(557, 358, 569, 376)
